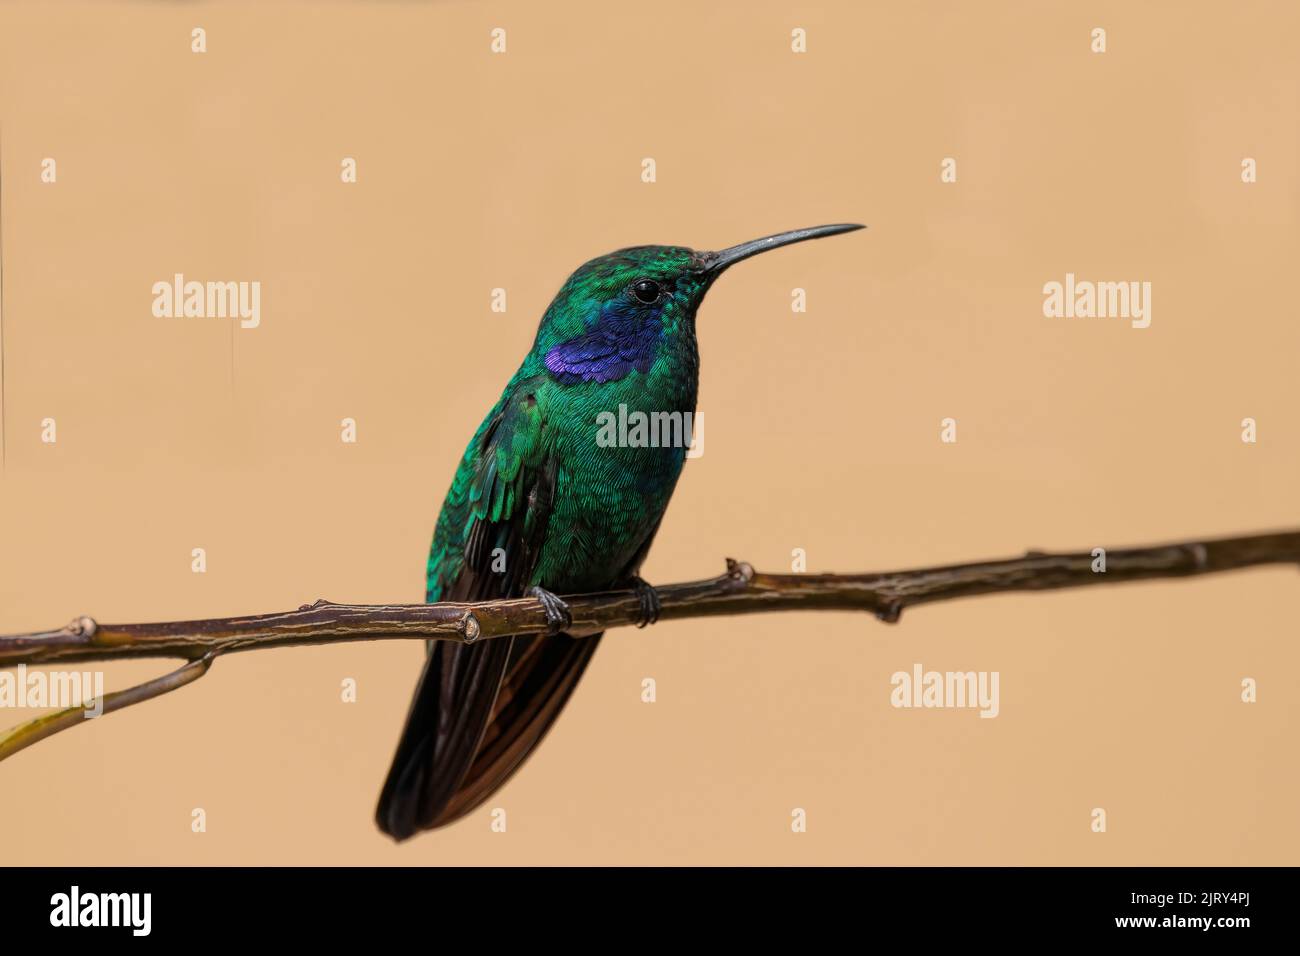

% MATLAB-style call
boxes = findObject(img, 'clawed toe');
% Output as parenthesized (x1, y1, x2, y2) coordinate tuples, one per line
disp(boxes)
(529, 586, 572, 635)
(631, 576, 661, 628)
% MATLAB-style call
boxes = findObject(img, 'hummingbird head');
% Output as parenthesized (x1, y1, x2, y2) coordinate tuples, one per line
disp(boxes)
(538, 223, 864, 385)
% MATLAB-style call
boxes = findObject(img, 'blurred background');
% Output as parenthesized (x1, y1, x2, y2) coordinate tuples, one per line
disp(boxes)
(0, 0, 1296, 864)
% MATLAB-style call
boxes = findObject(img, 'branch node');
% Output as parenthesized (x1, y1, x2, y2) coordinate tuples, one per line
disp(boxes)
(461, 613, 481, 644)
(875, 600, 904, 624)
(725, 558, 755, 584)
(70, 616, 97, 639)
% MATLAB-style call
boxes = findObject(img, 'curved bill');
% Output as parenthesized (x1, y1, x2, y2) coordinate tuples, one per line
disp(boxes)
(702, 223, 865, 274)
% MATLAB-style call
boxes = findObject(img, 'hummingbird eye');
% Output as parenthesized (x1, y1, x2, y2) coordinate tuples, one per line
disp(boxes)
(631, 278, 662, 304)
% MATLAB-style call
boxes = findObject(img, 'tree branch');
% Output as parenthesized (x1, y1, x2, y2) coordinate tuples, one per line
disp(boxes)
(0, 654, 213, 762)
(2, 528, 1298, 762)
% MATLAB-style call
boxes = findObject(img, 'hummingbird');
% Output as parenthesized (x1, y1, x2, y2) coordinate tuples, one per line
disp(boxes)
(377, 223, 864, 840)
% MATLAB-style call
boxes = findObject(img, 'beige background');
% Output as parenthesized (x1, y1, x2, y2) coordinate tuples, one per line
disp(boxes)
(1, 1, 1296, 865)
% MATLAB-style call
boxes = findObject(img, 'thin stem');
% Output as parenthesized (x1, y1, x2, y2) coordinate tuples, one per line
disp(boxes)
(0, 653, 215, 761)
(1, 528, 1297, 761)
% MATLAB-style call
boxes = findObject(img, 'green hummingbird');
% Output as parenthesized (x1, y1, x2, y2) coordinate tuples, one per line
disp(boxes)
(377, 223, 864, 840)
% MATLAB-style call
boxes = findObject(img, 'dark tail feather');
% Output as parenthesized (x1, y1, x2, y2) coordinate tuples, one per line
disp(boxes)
(376, 632, 603, 841)
(443, 632, 603, 822)
(376, 637, 514, 841)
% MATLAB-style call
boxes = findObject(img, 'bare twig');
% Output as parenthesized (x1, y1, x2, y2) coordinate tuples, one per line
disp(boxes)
(0, 654, 214, 762)
(2, 529, 1298, 761)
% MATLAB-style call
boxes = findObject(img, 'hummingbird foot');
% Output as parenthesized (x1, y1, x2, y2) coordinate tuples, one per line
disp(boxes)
(529, 586, 573, 635)
(630, 576, 662, 628)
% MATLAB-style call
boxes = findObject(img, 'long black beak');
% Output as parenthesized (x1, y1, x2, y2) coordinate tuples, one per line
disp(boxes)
(701, 223, 864, 274)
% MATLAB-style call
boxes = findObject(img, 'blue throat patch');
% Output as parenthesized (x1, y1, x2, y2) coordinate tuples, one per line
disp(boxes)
(544, 306, 662, 385)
